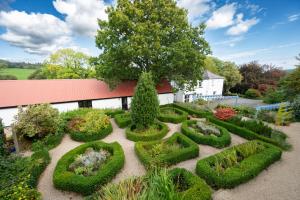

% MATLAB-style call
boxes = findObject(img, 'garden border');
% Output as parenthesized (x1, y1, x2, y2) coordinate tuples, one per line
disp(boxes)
(158, 107, 188, 123)
(114, 113, 131, 128)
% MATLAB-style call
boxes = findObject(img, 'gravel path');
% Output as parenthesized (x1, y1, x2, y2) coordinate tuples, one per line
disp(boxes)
(37, 119, 300, 200)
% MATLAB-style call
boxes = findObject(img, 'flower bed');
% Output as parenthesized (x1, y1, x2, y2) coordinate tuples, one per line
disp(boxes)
(196, 140, 282, 189)
(135, 132, 199, 167)
(53, 141, 125, 195)
(181, 119, 231, 148)
(67, 110, 113, 142)
(157, 107, 188, 123)
(114, 112, 131, 128)
(125, 121, 168, 142)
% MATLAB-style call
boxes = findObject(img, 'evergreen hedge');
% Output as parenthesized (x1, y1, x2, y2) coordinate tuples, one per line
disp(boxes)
(70, 123, 113, 142)
(172, 103, 213, 118)
(196, 140, 282, 189)
(158, 107, 188, 123)
(53, 141, 125, 195)
(135, 132, 199, 167)
(0, 119, 5, 155)
(169, 168, 212, 200)
(125, 121, 168, 142)
(181, 120, 231, 148)
(114, 113, 131, 128)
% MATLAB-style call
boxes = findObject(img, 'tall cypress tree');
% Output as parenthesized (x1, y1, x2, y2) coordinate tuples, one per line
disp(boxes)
(131, 72, 159, 129)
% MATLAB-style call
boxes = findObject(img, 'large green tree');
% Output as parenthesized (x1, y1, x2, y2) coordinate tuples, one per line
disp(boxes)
(95, 0, 210, 89)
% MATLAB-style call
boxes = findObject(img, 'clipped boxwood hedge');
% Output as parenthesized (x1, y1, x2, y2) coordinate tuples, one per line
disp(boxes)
(114, 113, 131, 128)
(181, 120, 231, 148)
(125, 121, 168, 142)
(172, 103, 213, 118)
(135, 132, 199, 167)
(158, 107, 188, 123)
(169, 168, 212, 200)
(104, 109, 125, 118)
(70, 123, 113, 142)
(196, 140, 282, 189)
(53, 141, 125, 195)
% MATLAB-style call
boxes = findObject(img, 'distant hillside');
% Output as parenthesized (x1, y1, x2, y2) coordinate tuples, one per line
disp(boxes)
(0, 59, 42, 69)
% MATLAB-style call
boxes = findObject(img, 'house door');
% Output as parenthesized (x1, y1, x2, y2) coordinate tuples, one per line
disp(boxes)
(122, 97, 128, 110)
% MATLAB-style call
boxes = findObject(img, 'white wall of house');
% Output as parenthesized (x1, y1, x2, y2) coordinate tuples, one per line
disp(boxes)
(92, 98, 122, 109)
(158, 93, 174, 105)
(0, 107, 18, 127)
(52, 102, 79, 112)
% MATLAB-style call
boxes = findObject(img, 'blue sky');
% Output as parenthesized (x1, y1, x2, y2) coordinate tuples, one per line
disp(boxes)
(0, 0, 299, 69)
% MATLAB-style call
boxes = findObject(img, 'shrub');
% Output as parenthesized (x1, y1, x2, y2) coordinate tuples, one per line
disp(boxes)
(103, 109, 125, 118)
(158, 107, 188, 123)
(181, 120, 231, 148)
(0, 119, 5, 155)
(172, 103, 213, 118)
(32, 131, 65, 151)
(292, 95, 300, 121)
(12, 104, 60, 138)
(214, 108, 236, 120)
(135, 133, 199, 168)
(233, 105, 256, 118)
(257, 110, 276, 123)
(126, 121, 168, 142)
(245, 88, 261, 99)
(114, 112, 131, 128)
(0, 74, 17, 80)
(53, 141, 125, 195)
(196, 140, 282, 189)
(263, 88, 285, 104)
(131, 72, 159, 129)
(275, 103, 293, 126)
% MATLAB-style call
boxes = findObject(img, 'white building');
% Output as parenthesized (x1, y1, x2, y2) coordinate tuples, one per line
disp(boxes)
(0, 79, 174, 126)
(174, 70, 224, 102)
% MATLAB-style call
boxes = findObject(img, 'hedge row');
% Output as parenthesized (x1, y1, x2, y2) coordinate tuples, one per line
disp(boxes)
(172, 103, 213, 118)
(181, 120, 231, 148)
(53, 141, 125, 195)
(114, 113, 131, 128)
(70, 123, 113, 142)
(169, 168, 212, 200)
(126, 121, 169, 142)
(135, 132, 199, 168)
(158, 107, 188, 123)
(104, 109, 125, 118)
(196, 140, 282, 189)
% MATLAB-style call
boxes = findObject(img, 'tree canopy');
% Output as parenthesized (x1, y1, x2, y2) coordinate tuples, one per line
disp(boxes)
(95, 0, 210, 89)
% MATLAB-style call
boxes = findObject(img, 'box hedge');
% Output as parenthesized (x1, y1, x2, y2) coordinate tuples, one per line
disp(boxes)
(158, 107, 188, 123)
(114, 113, 131, 128)
(125, 121, 169, 142)
(70, 123, 113, 142)
(196, 140, 282, 189)
(181, 120, 231, 148)
(169, 168, 212, 200)
(53, 141, 125, 195)
(104, 109, 125, 118)
(135, 132, 199, 167)
(172, 103, 213, 118)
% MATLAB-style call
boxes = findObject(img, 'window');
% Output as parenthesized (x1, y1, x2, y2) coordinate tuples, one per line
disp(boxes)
(78, 100, 92, 108)
(184, 94, 190, 102)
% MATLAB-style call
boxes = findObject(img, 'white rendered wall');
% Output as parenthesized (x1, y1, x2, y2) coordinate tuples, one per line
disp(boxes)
(92, 98, 122, 109)
(0, 107, 18, 127)
(158, 93, 174, 105)
(52, 102, 79, 112)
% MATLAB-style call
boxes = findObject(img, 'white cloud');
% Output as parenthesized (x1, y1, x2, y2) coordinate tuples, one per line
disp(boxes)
(213, 36, 244, 47)
(177, 0, 211, 24)
(53, 0, 109, 37)
(226, 13, 259, 35)
(206, 3, 236, 29)
(0, 10, 72, 55)
(288, 14, 300, 22)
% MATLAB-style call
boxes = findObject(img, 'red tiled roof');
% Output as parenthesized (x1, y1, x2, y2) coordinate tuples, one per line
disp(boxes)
(0, 79, 172, 108)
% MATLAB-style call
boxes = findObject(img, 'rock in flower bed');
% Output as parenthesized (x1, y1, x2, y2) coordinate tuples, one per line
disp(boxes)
(196, 140, 282, 189)
(53, 141, 125, 195)
(181, 119, 231, 148)
(135, 132, 199, 167)
(158, 107, 188, 123)
(86, 168, 212, 200)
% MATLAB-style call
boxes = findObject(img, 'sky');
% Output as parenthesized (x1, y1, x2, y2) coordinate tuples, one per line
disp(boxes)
(0, 0, 299, 69)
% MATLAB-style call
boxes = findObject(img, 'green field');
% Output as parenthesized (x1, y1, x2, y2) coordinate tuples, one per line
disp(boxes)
(0, 68, 36, 80)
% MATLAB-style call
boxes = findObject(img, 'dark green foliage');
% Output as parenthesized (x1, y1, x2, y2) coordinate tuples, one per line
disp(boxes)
(245, 88, 261, 99)
(53, 141, 125, 195)
(257, 110, 276, 123)
(114, 113, 131, 128)
(263, 88, 285, 104)
(158, 107, 188, 123)
(0, 74, 18, 80)
(126, 121, 168, 142)
(292, 95, 300, 121)
(70, 123, 113, 142)
(172, 103, 213, 118)
(0, 120, 5, 155)
(169, 168, 212, 200)
(196, 140, 282, 189)
(181, 120, 231, 148)
(104, 109, 125, 118)
(135, 133, 199, 168)
(233, 105, 256, 118)
(280, 66, 300, 101)
(131, 72, 159, 129)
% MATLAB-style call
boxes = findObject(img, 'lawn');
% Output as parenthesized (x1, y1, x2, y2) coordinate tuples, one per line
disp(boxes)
(0, 68, 36, 79)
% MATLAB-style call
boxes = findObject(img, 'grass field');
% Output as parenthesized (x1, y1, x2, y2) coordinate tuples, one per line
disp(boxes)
(0, 68, 36, 79)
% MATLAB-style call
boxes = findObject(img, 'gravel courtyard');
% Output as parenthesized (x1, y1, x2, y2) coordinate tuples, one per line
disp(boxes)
(37, 119, 300, 200)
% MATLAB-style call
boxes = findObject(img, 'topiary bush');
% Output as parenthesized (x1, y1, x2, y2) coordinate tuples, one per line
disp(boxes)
(245, 88, 261, 99)
(114, 112, 131, 128)
(12, 104, 60, 138)
(181, 120, 231, 148)
(53, 141, 125, 195)
(196, 140, 282, 189)
(292, 95, 300, 121)
(158, 107, 188, 123)
(131, 72, 159, 129)
(135, 132, 199, 168)
(126, 121, 168, 142)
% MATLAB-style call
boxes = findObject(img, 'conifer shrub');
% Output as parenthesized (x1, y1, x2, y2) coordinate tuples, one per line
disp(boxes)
(275, 103, 293, 126)
(292, 95, 300, 121)
(245, 88, 261, 99)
